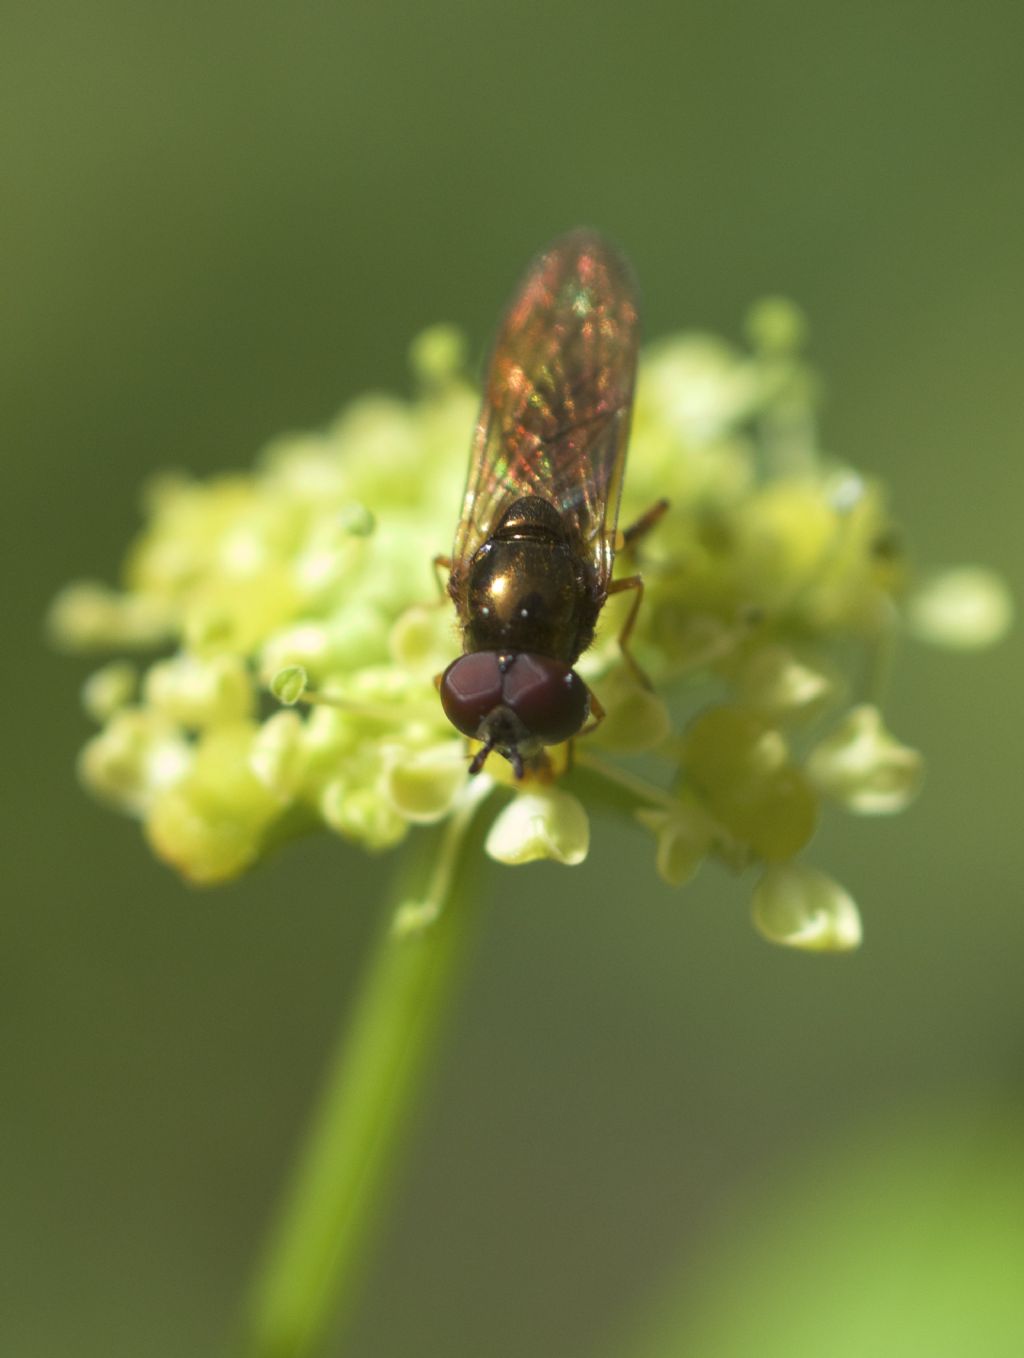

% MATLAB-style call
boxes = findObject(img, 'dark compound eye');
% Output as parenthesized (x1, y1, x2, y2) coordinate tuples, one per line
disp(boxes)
(439, 652, 504, 738)
(502, 654, 589, 744)
(440, 651, 590, 749)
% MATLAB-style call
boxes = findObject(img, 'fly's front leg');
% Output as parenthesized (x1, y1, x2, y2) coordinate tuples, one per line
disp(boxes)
(577, 686, 606, 741)
(431, 555, 457, 697)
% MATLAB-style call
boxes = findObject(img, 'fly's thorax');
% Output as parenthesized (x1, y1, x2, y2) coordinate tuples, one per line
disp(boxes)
(464, 498, 592, 661)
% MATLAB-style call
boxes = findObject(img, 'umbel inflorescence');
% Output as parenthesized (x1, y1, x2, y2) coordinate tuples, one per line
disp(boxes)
(50, 304, 1010, 949)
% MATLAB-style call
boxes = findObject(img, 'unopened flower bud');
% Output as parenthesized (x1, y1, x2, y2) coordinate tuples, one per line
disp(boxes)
(807, 704, 922, 815)
(752, 864, 862, 952)
(486, 788, 590, 867)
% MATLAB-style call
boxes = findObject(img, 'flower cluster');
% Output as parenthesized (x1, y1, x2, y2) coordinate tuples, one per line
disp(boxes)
(50, 305, 1011, 949)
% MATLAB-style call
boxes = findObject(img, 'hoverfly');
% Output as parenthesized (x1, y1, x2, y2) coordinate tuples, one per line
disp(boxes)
(438, 229, 665, 778)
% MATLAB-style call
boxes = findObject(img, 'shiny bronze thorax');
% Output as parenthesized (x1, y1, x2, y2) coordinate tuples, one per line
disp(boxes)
(460, 496, 600, 664)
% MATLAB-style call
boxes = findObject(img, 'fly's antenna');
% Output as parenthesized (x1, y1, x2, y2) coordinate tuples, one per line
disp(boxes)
(469, 739, 495, 776)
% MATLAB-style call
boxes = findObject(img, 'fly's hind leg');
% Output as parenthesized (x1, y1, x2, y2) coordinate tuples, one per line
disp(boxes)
(621, 498, 669, 551)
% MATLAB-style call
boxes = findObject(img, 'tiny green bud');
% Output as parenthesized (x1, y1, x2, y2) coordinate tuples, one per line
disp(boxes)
(485, 788, 590, 867)
(143, 723, 280, 884)
(734, 644, 836, 724)
(682, 707, 788, 789)
(588, 670, 673, 754)
(144, 652, 253, 728)
(145, 787, 260, 884)
(384, 742, 466, 824)
(682, 707, 816, 860)
(183, 605, 236, 652)
(639, 336, 756, 442)
(320, 781, 408, 851)
(727, 765, 818, 862)
(752, 864, 862, 952)
(47, 581, 174, 651)
(262, 627, 330, 684)
(389, 604, 455, 677)
(81, 661, 137, 723)
(337, 501, 376, 537)
(409, 324, 466, 386)
(78, 709, 192, 817)
(272, 665, 308, 706)
(745, 297, 807, 354)
(907, 566, 1013, 650)
(807, 704, 923, 815)
(250, 711, 305, 802)
(636, 801, 712, 887)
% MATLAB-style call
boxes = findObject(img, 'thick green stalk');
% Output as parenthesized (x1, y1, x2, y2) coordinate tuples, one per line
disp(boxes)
(239, 786, 489, 1358)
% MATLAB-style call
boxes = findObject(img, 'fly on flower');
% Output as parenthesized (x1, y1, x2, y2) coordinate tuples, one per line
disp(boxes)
(438, 228, 666, 778)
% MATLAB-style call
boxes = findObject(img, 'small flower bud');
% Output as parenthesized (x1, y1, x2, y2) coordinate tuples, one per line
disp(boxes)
(683, 706, 788, 787)
(144, 652, 253, 728)
(389, 604, 455, 677)
(409, 324, 466, 386)
(271, 665, 308, 706)
(752, 864, 862, 952)
(250, 711, 306, 802)
(588, 670, 672, 754)
(636, 800, 712, 887)
(735, 484, 837, 607)
(143, 723, 281, 885)
(733, 644, 836, 724)
(183, 605, 235, 652)
(485, 788, 590, 867)
(682, 707, 817, 860)
(81, 661, 137, 723)
(263, 628, 331, 683)
(337, 502, 376, 537)
(320, 781, 408, 851)
(384, 742, 466, 824)
(639, 336, 757, 443)
(78, 710, 192, 817)
(745, 297, 807, 354)
(47, 581, 174, 651)
(807, 704, 923, 815)
(907, 566, 1013, 650)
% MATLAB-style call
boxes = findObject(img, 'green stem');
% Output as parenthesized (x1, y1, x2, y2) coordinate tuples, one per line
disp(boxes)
(238, 782, 491, 1358)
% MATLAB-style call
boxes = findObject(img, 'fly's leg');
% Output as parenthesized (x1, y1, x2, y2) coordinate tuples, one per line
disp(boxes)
(432, 555, 457, 695)
(606, 574, 652, 688)
(621, 498, 669, 551)
(432, 554, 453, 601)
(577, 686, 606, 740)
(606, 498, 667, 687)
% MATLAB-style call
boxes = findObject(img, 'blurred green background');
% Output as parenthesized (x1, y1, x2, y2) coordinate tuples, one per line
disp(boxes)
(5, 2, 1023, 1354)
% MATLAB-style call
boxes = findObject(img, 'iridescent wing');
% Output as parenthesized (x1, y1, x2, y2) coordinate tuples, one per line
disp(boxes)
(451, 229, 640, 598)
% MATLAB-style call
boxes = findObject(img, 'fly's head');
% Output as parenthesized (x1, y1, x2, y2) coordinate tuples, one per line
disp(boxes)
(439, 650, 589, 778)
